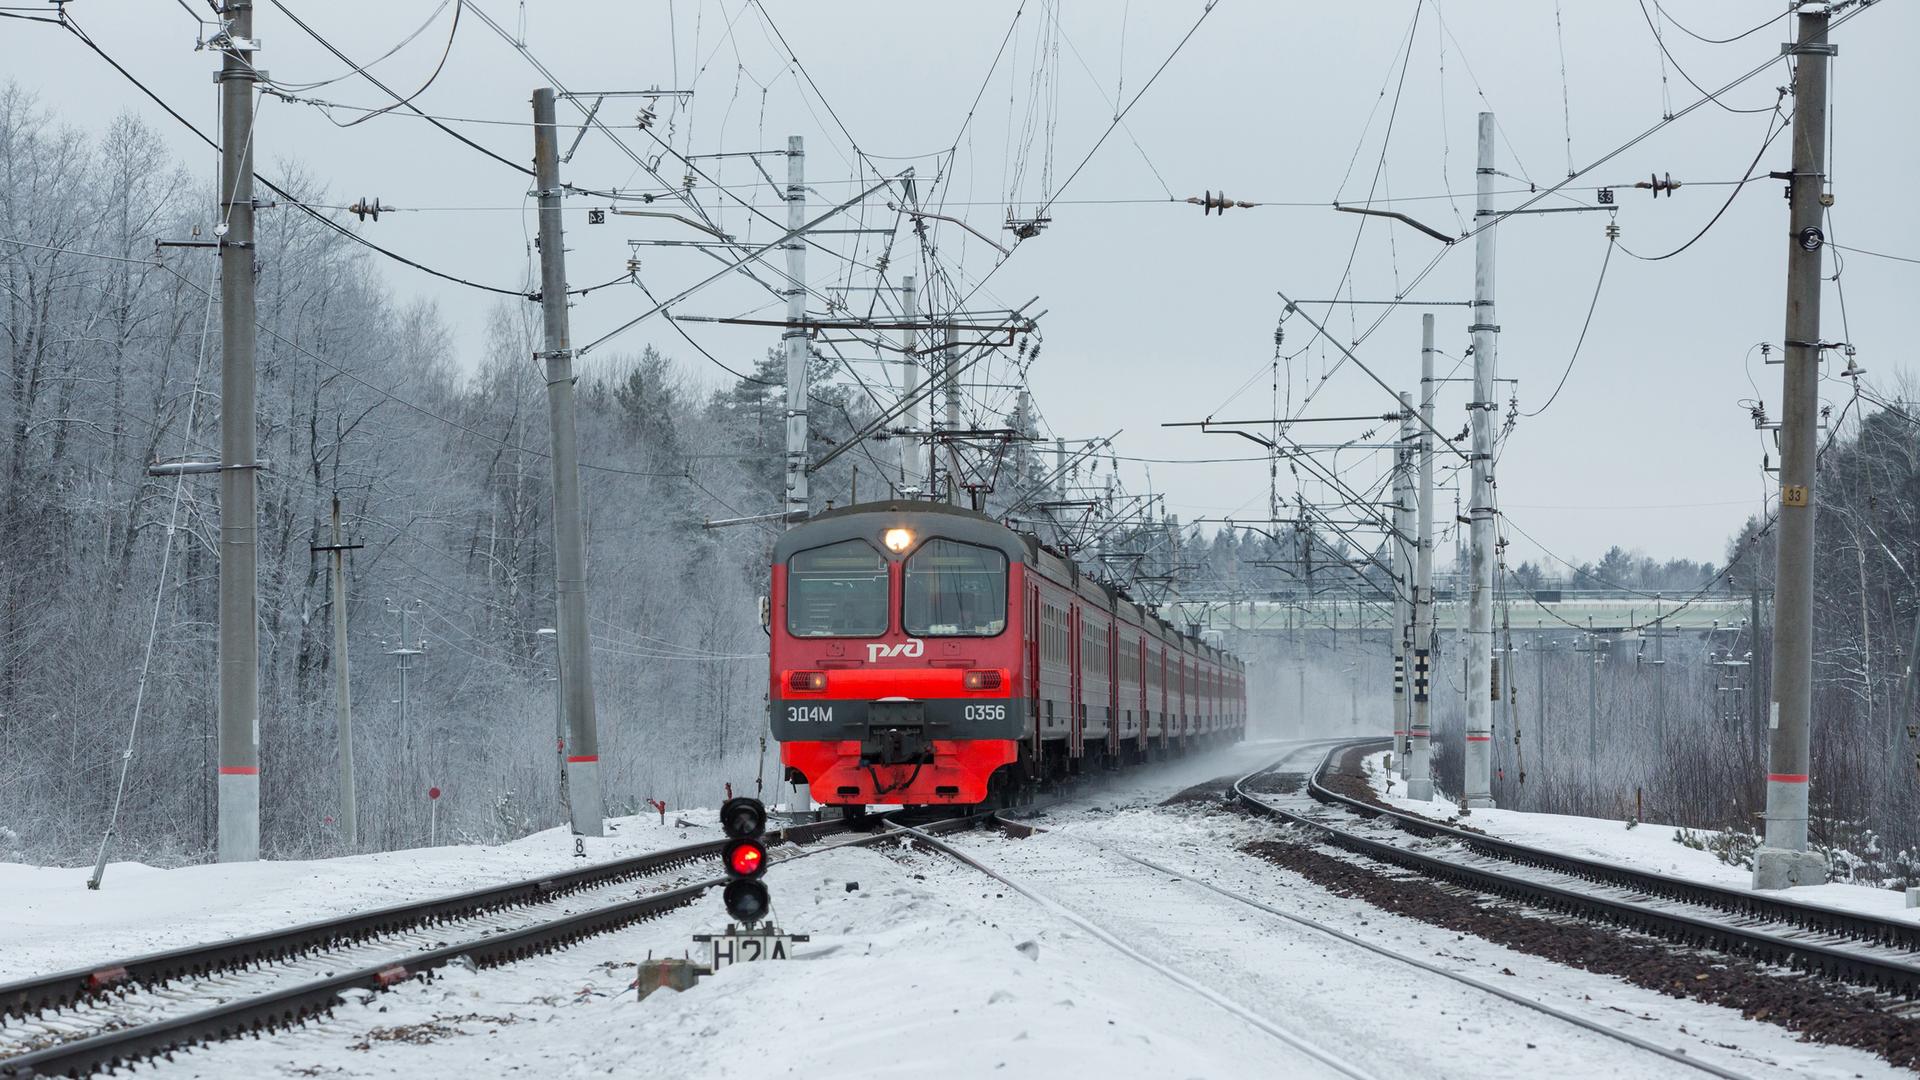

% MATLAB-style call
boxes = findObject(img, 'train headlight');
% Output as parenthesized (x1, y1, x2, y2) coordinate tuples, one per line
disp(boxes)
(883, 527, 914, 553)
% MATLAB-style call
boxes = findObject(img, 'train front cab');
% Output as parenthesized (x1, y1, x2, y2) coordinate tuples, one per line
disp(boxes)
(769, 506, 1028, 809)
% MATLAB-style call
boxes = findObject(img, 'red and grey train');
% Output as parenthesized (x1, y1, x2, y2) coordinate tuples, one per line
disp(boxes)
(769, 501, 1246, 810)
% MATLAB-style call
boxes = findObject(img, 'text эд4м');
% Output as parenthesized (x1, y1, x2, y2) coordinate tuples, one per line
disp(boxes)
(693, 797, 809, 971)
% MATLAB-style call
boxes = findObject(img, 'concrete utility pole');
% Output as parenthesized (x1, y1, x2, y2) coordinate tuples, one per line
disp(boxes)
(216, 0, 262, 863)
(899, 274, 922, 494)
(1463, 111, 1500, 809)
(1014, 388, 1033, 499)
(383, 598, 426, 761)
(944, 325, 962, 504)
(1408, 315, 1436, 800)
(318, 497, 361, 848)
(1754, 8, 1834, 890)
(1393, 392, 1415, 775)
(1055, 438, 1068, 504)
(1587, 617, 1600, 763)
(532, 87, 606, 838)
(783, 134, 810, 524)
(1652, 597, 1667, 752)
(1535, 620, 1549, 773)
(536, 626, 567, 814)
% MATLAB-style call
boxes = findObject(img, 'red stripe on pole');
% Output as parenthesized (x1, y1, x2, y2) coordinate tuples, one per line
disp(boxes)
(1465, 735, 1492, 742)
(566, 755, 599, 764)
(218, 766, 259, 775)
(1768, 772, 1809, 783)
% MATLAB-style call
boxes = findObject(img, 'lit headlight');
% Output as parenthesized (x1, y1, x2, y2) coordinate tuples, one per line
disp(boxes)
(883, 527, 914, 553)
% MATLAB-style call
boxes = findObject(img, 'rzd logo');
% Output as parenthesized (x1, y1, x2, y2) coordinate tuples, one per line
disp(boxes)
(866, 639, 925, 662)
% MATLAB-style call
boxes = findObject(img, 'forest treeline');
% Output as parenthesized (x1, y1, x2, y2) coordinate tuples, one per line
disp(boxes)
(0, 93, 887, 863)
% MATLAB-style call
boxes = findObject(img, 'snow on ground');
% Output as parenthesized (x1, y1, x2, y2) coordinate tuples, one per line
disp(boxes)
(1007, 767, 1907, 1080)
(170, 746, 1888, 1080)
(50, 740, 1336, 1080)
(1360, 750, 1920, 924)
(0, 812, 721, 982)
(0, 741, 1300, 987)
(171, 837, 1337, 1080)
(26, 739, 1897, 1078)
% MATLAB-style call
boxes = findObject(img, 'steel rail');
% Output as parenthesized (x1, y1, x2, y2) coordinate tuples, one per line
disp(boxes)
(921, 746, 1756, 1079)
(892, 820, 1380, 1080)
(0, 812, 993, 1078)
(1013, 745, 1758, 1079)
(1307, 740, 1920, 953)
(0, 815, 850, 1024)
(1237, 740, 1920, 998)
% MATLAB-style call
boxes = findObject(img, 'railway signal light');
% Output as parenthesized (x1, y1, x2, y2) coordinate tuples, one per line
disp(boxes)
(720, 797, 770, 925)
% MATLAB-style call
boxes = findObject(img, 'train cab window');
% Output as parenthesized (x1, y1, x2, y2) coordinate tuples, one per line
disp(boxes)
(786, 540, 889, 637)
(903, 539, 1007, 637)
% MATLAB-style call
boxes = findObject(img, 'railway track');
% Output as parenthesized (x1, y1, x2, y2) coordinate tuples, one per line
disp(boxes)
(892, 816, 1382, 1080)
(1237, 739, 1920, 1000)
(971, 743, 1767, 1078)
(0, 813, 989, 1078)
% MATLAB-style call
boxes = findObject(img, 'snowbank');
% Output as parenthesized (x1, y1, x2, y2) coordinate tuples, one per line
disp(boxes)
(1363, 751, 1920, 924)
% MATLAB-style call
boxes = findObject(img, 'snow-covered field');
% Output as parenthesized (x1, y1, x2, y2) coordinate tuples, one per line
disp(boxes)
(0, 812, 722, 982)
(3, 740, 1906, 1078)
(1362, 750, 1920, 924)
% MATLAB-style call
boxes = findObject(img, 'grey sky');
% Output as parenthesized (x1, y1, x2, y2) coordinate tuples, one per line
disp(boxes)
(6, 0, 1915, 569)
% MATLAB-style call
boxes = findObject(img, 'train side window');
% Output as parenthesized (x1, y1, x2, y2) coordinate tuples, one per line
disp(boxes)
(786, 539, 889, 638)
(903, 539, 1008, 637)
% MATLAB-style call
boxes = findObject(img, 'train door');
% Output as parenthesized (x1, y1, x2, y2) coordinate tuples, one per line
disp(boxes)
(1068, 602, 1083, 759)
(1137, 637, 1149, 753)
(1107, 621, 1121, 758)
(1027, 583, 1042, 763)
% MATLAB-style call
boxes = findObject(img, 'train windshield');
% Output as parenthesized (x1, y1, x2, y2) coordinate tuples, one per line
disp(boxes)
(903, 539, 1007, 637)
(786, 540, 889, 637)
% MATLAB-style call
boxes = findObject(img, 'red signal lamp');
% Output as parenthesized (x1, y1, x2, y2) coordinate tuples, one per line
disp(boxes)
(788, 670, 828, 692)
(726, 839, 768, 877)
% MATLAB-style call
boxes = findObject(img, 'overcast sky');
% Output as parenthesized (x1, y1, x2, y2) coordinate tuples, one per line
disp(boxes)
(6, 0, 1916, 570)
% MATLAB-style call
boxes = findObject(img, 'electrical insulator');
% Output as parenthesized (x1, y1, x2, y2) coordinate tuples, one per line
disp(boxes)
(1632, 172, 1681, 197)
(1185, 190, 1258, 215)
(348, 197, 387, 222)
